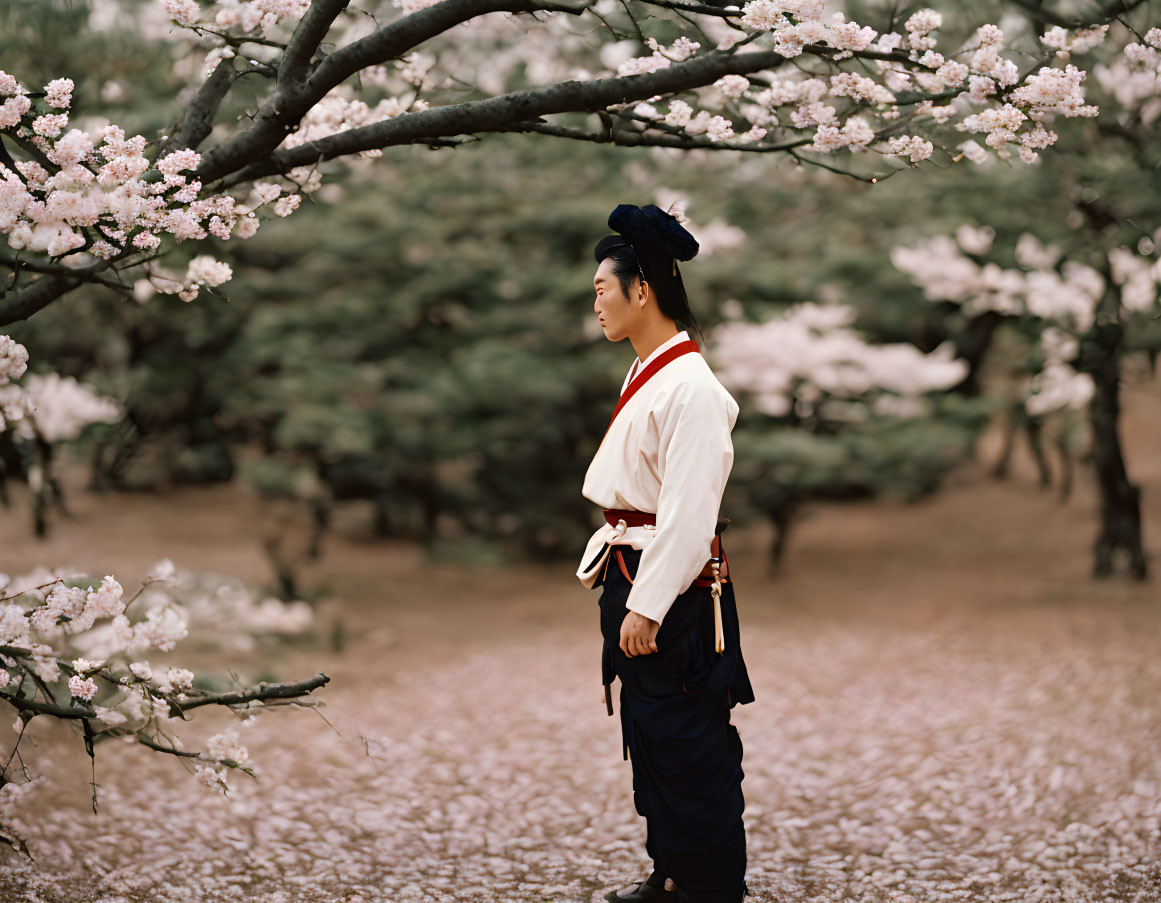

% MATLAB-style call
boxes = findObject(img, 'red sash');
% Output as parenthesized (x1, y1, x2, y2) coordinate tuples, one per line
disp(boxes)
(600, 339, 700, 442)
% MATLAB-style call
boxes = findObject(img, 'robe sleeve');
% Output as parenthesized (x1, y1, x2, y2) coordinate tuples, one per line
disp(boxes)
(624, 380, 734, 625)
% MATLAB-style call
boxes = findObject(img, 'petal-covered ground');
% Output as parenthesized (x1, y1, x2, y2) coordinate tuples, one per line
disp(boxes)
(2, 380, 1160, 903)
(3, 595, 1161, 903)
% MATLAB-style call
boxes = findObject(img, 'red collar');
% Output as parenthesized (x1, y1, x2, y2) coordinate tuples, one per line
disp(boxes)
(601, 339, 700, 442)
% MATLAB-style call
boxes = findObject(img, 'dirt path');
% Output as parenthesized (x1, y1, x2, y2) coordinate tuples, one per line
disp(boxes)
(1, 371, 1159, 902)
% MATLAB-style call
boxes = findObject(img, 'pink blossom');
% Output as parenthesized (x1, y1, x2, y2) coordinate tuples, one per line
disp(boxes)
(68, 674, 98, 701)
(160, 0, 201, 26)
(0, 71, 25, 96)
(885, 134, 934, 162)
(32, 112, 68, 136)
(616, 54, 670, 78)
(664, 99, 692, 128)
(705, 115, 735, 142)
(13, 160, 49, 188)
(185, 255, 232, 287)
(0, 94, 31, 129)
(156, 148, 201, 177)
(714, 75, 750, 100)
(976, 24, 1004, 48)
(129, 661, 153, 680)
(273, 193, 301, 217)
(0, 336, 28, 385)
(43, 77, 74, 108)
(828, 14, 878, 53)
(233, 214, 259, 239)
(1010, 64, 1099, 117)
(44, 129, 94, 167)
(904, 9, 941, 34)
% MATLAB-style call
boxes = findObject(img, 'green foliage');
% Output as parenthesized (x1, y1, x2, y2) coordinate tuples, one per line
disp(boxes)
(730, 393, 992, 524)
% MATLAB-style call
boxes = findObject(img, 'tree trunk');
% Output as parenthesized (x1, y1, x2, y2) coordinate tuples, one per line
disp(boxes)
(1086, 322, 1147, 580)
(949, 310, 1002, 397)
(764, 496, 800, 577)
(990, 399, 1018, 480)
(1025, 415, 1051, 489)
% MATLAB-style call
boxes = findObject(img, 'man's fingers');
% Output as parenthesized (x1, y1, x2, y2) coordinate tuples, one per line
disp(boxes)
(619, 613, 662, 658)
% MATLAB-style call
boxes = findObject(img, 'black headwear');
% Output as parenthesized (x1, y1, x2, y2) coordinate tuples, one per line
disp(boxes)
(594, 203, 699, 280)
(593, 203, 707, 347)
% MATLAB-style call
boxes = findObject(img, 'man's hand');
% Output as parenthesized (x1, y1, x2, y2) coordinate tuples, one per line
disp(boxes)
(620, 610, 660, 657)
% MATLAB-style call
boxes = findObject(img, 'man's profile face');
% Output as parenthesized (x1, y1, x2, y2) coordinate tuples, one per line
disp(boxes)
(593, 256, 643, 343)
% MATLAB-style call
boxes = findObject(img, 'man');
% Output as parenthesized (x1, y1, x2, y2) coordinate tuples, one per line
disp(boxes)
(576, 204, 756, 903)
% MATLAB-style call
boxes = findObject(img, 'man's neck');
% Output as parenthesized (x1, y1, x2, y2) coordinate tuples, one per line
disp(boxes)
(630, 324, 681, 366)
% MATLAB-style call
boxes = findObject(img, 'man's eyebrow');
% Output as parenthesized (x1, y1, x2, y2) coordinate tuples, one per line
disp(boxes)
(594, 276, 608, 287)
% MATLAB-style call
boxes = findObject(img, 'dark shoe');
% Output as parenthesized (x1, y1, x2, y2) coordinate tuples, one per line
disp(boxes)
(604, 880, 676, 902)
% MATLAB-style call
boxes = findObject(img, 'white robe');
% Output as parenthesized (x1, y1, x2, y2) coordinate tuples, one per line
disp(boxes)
(575, 330, 740, 625)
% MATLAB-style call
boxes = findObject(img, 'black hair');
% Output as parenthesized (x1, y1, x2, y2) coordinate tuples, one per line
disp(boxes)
(593, 234, 707, 348)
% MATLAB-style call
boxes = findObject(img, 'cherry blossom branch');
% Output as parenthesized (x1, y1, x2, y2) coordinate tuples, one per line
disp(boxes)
(1005, 0, 1150, 30)
(215, 47, 858, 185)
(307, 0, 597, 90)
(195, 0, 599, 184)
(0, 252, 132, 292)
(0, 689, 93, 719)
(162, 56, 241, 156)
(498, 115, 805, 150)
(278, 0, 353, 88)
(633, 0, 742, 19)
(172, 672, 331, 712)
(0, 273, 84, 324)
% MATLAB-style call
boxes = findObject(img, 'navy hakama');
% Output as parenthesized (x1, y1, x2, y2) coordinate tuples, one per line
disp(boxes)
(594, 543, 755, 899)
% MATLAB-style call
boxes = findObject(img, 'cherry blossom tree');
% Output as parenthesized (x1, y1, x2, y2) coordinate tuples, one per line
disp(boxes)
(892, 221, 1159, 579)
(708, 300, 983, 565)
(0, 0, 1151, 324)
(0, 335, 328, 853)
(884, 25, 1161, 580)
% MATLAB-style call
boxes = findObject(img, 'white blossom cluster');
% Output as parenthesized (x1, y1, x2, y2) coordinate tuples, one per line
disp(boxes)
(160, 0, 310, 34)
(1, 372, 123, 442)
(890, 226, 1161, 414)
(0, 334, 29, 385)
(0, 553, 313, 796)
(279, 83, 431, 163)
(614, 10, 1129, 164)
(1, 37, 437, 293)
(707, 301, 969, 421)
(0, 71, 257, 262)
(176, 571, 315, 654)
(1091, 26, 1161, 126)
(0, 63, 315, 300)
(1025, 326, 1095, 417)
(0, 337, 123, 439)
